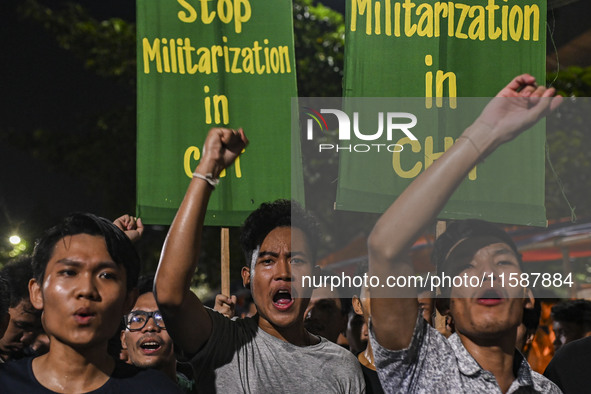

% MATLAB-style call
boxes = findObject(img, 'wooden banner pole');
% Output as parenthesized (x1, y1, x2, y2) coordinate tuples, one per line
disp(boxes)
(221, 227, 230, 297)
(434, 220, 448, 336)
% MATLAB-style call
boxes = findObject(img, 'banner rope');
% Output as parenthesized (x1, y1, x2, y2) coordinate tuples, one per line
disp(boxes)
(545, 9, 575, 222)
(545, 142, 576, 222)
(547, 8, 560, 87)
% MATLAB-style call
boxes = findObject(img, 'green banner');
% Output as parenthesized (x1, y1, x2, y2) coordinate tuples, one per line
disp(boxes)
(339, 0, 547, 226)
(137, 0, 300, 226)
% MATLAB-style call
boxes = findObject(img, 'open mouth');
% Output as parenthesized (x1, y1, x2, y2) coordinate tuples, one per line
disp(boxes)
(74, 308, 96, 325)
(139, 339, 162, 354)
(476, 289, 504, 305)
(272, 289, 294, 311)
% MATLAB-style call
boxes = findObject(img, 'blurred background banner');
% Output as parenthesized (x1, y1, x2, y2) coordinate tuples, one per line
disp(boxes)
(137, 0, 301, 226)
(338, 0, 548, 226)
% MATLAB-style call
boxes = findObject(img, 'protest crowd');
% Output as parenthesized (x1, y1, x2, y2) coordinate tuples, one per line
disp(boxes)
(0, 75, 588, 394)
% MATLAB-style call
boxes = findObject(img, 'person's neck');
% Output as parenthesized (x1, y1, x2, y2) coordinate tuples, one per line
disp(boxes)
(358, 341, 376, 371)
(457, 331, 517, 393)
(32, 340, 114, 393)
(257, 315, 319, 347)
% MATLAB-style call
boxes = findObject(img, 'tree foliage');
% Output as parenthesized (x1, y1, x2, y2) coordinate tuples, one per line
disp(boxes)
(8, 1, 137, 221)
(20, 0, 136, 86)
(293, 0, 345, 97)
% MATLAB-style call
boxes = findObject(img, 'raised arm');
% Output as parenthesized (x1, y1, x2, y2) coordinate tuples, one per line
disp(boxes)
(155, 128, 247, 354)
(368, 75, 560, 350)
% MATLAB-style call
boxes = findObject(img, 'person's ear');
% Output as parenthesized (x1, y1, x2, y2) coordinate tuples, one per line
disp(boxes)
(29, 278, 44, 310)
(523, 288, 535, 309)
(352, 296, 364, 316)
(241, 266, 251, 288)
(123, 288, 139, 315)
(120, 330, 128, 350)
(525, 331, 536, 347)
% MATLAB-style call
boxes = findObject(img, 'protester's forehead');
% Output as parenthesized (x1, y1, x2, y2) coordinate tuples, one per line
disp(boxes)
(10, 300, 36, 320)
(10, 309, 39, 324)
(132, 292, 158, 312)
(44, 234, 126, 282)
(12, 299, 35, 313)
(443, 236, 517, 271)
(51, 233, 109, 256)
(553, 320, 579, 331)
(49, 234, 117, 265)
(258, 226, 311, 256)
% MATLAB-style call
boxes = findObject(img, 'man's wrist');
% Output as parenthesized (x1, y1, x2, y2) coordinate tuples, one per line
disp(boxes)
(194, 159, 221, 179)
(193, 172, 219, 189)
(462, 121, 499, 158)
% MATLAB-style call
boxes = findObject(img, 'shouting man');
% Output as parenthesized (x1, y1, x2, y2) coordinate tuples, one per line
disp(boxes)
(155, 128, 364, 393)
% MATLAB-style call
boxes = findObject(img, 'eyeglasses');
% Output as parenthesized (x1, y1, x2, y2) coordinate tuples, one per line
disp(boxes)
(126, 310, 166, 331)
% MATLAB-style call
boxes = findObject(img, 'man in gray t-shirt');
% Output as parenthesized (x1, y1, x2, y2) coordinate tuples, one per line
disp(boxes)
(367, 76, 562, 393)
(155, 128, 364, 393)
(193, 308, 364, 393)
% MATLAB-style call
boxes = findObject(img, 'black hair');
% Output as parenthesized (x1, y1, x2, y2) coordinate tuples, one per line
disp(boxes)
(523, 300, 542, 331)
(432, 219, 521, 274)
(0, 256, 34, 308)
(31, 212, 141, 290)
(137, 274, 155, 296)
(240, 199, 320, 265)
(551, 299, 591, 329)
(319, 269, 352, 316)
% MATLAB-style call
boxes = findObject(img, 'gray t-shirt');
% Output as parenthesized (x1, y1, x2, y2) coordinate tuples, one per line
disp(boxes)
(370, 314, 562, 394)
(191, 308, 366, 393)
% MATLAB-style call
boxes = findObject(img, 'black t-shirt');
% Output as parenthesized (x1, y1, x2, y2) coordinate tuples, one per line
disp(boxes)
(361, 363, 384, 394)
(0, 357, 183, 393)
(544, 336, 591, 394)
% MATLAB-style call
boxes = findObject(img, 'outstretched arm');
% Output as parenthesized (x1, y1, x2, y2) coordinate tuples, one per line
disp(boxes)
(368, 75, 560, 350)
(155, 128, 248, 355)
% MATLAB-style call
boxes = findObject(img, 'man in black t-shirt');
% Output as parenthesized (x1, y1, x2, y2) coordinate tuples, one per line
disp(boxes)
(544, 335, 591, 394)
(0, 213, 181, 393)
(550, 299, 591, 352)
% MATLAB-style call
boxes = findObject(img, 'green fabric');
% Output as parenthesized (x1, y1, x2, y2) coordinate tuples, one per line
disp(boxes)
(137, 0, 301, 225)
(339, 0, 547, 226)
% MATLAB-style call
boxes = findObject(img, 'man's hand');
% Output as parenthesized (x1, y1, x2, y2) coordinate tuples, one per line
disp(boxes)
(113, 214, 144, 243)
(467, 74, 562, 156)
(214, 294, 237, 319)
(197, 128, 248, 178)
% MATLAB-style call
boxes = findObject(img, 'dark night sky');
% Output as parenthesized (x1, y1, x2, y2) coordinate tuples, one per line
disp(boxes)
(0, 0, 136, 242)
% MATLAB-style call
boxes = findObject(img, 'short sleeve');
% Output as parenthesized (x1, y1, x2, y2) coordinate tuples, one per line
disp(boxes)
(368, 312, 431, 393)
